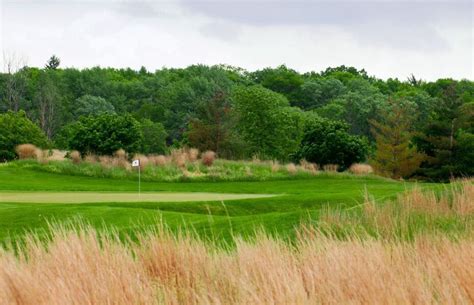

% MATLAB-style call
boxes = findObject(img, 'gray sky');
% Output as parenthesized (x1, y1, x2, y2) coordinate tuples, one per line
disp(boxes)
(1, 0, 473, 80)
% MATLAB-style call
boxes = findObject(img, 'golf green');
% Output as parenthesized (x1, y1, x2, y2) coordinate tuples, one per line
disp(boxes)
(0, 192, 276, 203)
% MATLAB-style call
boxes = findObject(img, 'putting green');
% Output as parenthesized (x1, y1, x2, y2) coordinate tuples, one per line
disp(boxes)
(0, 192, 277, 204)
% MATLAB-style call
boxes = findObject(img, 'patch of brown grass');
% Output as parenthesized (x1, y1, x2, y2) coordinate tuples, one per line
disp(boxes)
(323, 164, 339, 172)
(15, 144, 40, 160)
(186, 148, 200, 163)
(171, 149, 187, 168)
(148, 155, 168, 167)
(70, 150, 81, 164)
(270, 160, 280, 173)
(286, 163, 297, 175)
(349, 163, 374, 175)
(0, 226, 472, 305)
(300, 159, 318, 174)
(84, 154, 97, 164)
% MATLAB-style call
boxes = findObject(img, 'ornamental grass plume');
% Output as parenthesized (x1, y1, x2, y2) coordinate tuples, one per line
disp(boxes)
(201, 150, 216, 167)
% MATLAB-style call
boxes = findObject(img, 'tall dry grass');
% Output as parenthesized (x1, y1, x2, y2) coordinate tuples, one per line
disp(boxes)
(320, 179, 474, 240)
(349, 163, 374, 175)
(15, 144, 41, 160)
(0, 227, 472, 304)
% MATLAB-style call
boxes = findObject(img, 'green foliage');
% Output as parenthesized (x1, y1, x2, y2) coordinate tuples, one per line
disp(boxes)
(416, 84, 472, 180)
(0, 64, 472, 180)
(73, 95, 116, 118)
(140, 119, 167, 154)
(250, 65, 304, 105)
(454, 131, 474, 176)
(0, 110, 48, 160)
(294, 116, 369, 169)
(233, 85, 304, 160)
(59, 114, 143, 155)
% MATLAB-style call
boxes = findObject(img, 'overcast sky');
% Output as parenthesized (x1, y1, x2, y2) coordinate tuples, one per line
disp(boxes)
(1, 0, 473, 80)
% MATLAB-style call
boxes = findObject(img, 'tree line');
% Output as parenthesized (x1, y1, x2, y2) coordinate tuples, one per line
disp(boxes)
(0, 56, 473, 180)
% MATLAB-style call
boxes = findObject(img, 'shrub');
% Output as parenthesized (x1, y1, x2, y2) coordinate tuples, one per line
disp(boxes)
(201, 151, 216, 167)
(0, 111, 48, 161)
(349, 163, 373, 175)
(59, 114, 143, 156)
(294, 116, 368, 170)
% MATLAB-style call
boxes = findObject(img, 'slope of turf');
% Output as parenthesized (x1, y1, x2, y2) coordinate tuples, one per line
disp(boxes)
(0, 163, 438, 242)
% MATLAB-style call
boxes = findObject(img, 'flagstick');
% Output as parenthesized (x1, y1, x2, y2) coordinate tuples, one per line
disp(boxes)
(138, 165, 141, 199)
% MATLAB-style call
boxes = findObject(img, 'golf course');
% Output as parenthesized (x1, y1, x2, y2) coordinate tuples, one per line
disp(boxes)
(0, 160, 449, 244)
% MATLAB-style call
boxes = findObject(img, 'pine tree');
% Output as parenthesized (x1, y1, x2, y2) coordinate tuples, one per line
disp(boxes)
(370, 99, 425, 179)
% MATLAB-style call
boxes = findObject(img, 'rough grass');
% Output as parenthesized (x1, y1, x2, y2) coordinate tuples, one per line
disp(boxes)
(9, 159, 347, 182)
(1, 224, 472, 304)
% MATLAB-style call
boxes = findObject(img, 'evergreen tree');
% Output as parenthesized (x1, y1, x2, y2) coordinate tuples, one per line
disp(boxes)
(370, 99, 425, 179)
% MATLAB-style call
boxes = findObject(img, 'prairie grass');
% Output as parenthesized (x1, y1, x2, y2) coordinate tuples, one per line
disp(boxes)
(319, 179, 474, 240)
(15, 144, 40, 160)
(12, 157, 350, 182)
(349, 163, 374, 175)
(0, 227, 472, 304)
(201, 150, 216, 167)
(323, 164, 339, 172)
(13, 146, 383, 181)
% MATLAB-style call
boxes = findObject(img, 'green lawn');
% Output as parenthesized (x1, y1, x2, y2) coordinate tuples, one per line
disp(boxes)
(0, 163, 438, 243)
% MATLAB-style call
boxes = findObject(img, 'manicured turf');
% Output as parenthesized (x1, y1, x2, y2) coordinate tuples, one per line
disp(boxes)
(0, 163, 438, 243)
(0, 192, 276, 203)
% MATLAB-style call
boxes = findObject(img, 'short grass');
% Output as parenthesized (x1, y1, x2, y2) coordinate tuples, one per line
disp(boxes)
(0, 161, 447, 244)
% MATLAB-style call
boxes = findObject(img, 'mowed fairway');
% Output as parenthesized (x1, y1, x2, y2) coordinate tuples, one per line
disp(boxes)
(0, 164, 439, 242)
(0, 192, 276, 203)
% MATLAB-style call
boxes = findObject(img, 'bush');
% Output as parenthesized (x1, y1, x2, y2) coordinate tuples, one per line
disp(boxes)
(293, 117, 368, 170)
(58, 114, 143, 156)
(0, 111, 49, 161)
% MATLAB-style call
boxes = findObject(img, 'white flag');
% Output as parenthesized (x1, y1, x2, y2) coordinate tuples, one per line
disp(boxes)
(132, 159, 140, 167)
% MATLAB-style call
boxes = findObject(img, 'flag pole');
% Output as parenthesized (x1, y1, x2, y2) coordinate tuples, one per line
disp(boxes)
(138, 164, 141, 198)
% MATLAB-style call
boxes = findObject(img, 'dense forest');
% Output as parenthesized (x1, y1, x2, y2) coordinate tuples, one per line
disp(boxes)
(1, 56, 473, 181)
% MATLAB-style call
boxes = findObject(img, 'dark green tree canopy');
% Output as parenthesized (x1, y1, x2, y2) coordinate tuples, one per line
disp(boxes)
(293, 116, 369, 169)
(233, 85, 303, 160)
(0, 111, 48, 161)
(60, 114, 143, 156)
